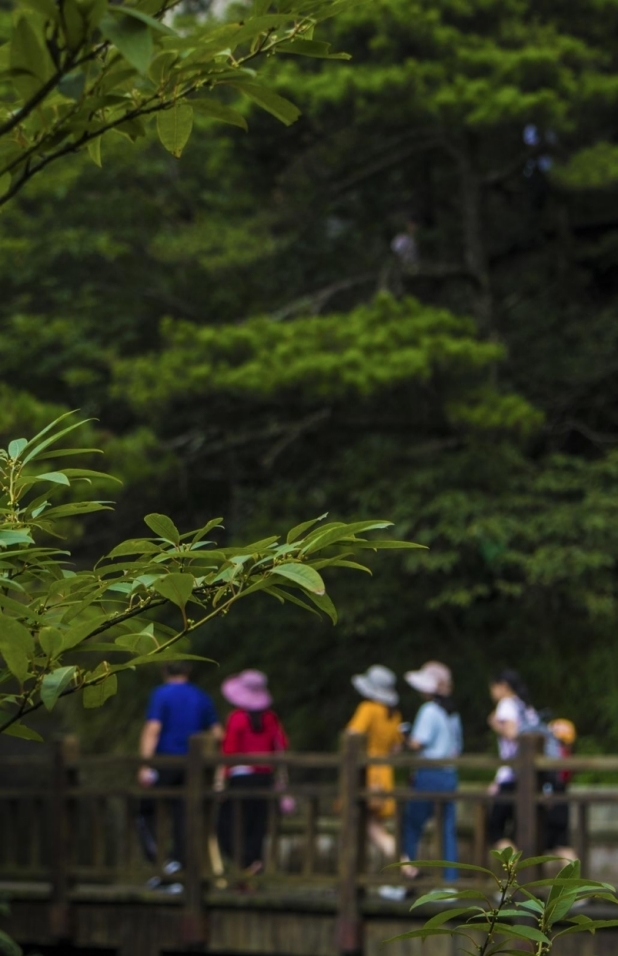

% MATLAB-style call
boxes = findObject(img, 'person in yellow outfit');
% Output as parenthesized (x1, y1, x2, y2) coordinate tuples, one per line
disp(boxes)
(346, 665, 403, 860)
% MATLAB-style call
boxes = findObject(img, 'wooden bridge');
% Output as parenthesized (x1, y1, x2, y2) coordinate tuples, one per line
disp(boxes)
(1, 734, 618, 956)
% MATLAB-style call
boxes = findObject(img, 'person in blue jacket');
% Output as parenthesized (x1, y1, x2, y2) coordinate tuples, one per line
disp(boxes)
(138, 663, 222, 884)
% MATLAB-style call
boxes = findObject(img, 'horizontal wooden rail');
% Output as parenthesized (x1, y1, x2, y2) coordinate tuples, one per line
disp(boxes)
(3, 730, 618, 956)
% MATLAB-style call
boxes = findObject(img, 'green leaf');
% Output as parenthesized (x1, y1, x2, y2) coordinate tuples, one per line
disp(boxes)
(114, 632, 158, 655)
(8, 438, 28, 458)
(108, 538, 162, 557)
(10, 16, 48, 83)
(58, 70, 86, 100)
(41, 666, 76, 711)
(272, 563, 325, 594)
(120, 7, 176, 35)
(230, 81, 301, 125)
(491, 924, 550, 944)
(424, 908, 480, 929)
(100, 13, 153, 75)
(21, 0, 59, 20)
(352, 539, 428, 549)
(305, 590, 337, 623)
(518, 855, 566, 870)
(328, 559, 371, 573)
(403, 860, 498, 879)
(157, 103, 194, 158)
(83, 673, 118, 708)
(413, 889, 490, 906)
(286, 513, 328, 544)
(0, 173, 10, 198)
(60, 0, 86, 50)
(35, 471, 71, 486)
(87, 137, 102, 167)
(0, 926, 23, 956)
(59, 620, 103, 651)
(301, 520, 392, 554)
(144, 513, 181, 545)
(0, 617, 34, 683)
(153, 572, 194, 609)
(0, 530, 34, 547)
(22, 417, 93, 465)
(38, 626, 64, 658)
(2, 721, 42, 743)
(262, 584, 321, 617)
(116, 650, 213, 668)
(190, 98, 248, 130)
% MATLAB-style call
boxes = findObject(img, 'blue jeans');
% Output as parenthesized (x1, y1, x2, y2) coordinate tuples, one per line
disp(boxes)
(403, 768, 458, 881)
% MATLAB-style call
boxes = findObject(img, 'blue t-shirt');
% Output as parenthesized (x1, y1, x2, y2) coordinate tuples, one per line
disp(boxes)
(146, 682, 219, 755)
(412, 701, 463, 760)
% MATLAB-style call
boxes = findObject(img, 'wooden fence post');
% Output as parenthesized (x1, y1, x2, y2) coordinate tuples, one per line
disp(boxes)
(50, 734, 78, 941)
(182, 733, 207, 949)
(516, 732, 544, 862)
(336, 733, 365, 956)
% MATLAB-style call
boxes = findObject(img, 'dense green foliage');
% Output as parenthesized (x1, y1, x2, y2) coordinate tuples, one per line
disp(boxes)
(2, 0, 618, 751)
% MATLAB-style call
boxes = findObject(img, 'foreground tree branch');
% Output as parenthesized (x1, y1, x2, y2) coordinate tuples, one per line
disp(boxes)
(0, 0, 352, 207)
(0, 413, 421, 740)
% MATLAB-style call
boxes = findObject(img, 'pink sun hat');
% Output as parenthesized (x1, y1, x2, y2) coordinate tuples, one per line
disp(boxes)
(221, 670, 273, 711)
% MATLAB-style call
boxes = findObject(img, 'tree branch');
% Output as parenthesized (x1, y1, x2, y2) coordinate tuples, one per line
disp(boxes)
(331, 136, 448, 196)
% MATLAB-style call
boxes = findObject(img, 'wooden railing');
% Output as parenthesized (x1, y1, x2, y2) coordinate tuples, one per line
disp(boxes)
(1, 733, 618, 947)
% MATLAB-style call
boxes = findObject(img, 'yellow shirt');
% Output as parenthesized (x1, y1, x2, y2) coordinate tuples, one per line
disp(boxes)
(347, 700, 403, 818)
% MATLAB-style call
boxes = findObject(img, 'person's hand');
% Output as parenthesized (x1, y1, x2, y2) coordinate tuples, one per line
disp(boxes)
(488, 712, 501, 733)
(138, 766, 158, 787)
(487, 781, 499, 796)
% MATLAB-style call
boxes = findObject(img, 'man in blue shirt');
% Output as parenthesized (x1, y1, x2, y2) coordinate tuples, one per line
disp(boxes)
(138, 663, 222, 884)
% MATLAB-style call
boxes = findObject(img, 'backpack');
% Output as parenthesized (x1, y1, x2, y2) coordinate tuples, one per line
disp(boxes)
(517, 703, 563, 758)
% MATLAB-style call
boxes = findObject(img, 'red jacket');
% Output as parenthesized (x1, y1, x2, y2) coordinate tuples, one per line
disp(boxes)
(222, 709, 288, 775)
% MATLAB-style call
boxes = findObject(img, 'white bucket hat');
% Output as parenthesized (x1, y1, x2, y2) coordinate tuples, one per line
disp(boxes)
(405, 661, 452, 696)
(352, 665, 399, 707)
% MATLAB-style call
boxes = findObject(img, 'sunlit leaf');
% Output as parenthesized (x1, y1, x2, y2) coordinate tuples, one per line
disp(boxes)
(153, 572, 195, 609)
(272, 562, 325, 594)
(144, 513, 180, 545)
(41, 666, 77, 711)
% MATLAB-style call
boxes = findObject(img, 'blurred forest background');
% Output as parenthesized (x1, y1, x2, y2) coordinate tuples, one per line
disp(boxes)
(3, 0, 618, 754)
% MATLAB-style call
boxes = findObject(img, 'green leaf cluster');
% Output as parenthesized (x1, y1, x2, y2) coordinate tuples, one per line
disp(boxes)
(0, 413, 416, 739)
(392, 849, 618, 955)
(0, 0, 351, 205)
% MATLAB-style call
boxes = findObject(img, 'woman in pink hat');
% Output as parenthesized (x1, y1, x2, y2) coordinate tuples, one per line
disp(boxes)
(217, 670, 288, 876)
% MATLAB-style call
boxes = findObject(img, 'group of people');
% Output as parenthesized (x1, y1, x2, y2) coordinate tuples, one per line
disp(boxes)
(346, 662, 576, 899)
(137, 660, 576, 893)
(138, 663, 288, 888)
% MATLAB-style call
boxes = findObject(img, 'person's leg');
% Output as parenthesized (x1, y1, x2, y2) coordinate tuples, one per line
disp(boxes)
(367, 816, 395, 858)
(170, 769, 186, 867)
(157, 768, 185, 866)
(544, 783, 575, 860)
(243, 773, 272, 871)
(137, 795, 157, 862)
(488, 782, 516, 848)
(217, 776, 242, 863)
(402, 771, 434, 871)
(440, 771, 458, 882)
